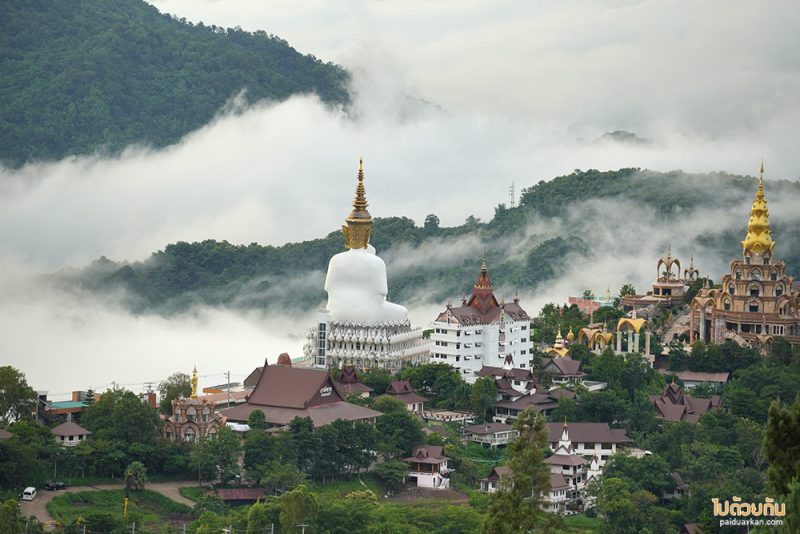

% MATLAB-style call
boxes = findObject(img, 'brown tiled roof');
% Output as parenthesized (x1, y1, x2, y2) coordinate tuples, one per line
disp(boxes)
(0, 429, 13, 440)
(540, 357, 585, 377)
(404, 444, 448, 464)
(246, 363, 344, 409)
(335, 381, 374, 396)
(51, 421, 90, 437)
(486, 465, 513, 483)
(550, 473, 569, 490)
(544, 453, 586, 466)
(671, 472, 690, 491)
(214, 488, 265, 501)
(221, 361, 382, 428)
(658, 370, 730, 383)
(545, 422, 631, 444)
(495, 393, 560, 412)
(464, 422, 515, 435)
(650, 383, 721, 423)
(384, 380, 427, 404)
(436, 302, 530, 326)
(243, 366, 263, 389)
(681, 523, 702, 534)
(478, 366, 534, 382)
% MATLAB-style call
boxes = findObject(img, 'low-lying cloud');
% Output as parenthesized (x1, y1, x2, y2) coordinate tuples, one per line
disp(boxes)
(1, 0, 798, 395)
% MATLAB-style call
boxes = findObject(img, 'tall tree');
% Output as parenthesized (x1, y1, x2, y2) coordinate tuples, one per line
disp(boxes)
(470, 376, 498, 421)
(483, 407, 559, 533)
(279, 484, 319, 533)
(764, 394, 800, 495)
(157, 372, 192, 416)
(0, 366, 37, 427)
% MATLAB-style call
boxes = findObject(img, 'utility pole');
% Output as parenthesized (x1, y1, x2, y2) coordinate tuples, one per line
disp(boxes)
(508, 181, 515, 208)
(298, 524, 309, 534)
(131, 522, 135, 534)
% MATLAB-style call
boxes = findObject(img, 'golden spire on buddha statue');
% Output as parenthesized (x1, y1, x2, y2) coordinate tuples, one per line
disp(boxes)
(741, 160, 775, 256)
(342, 159, 373, 249)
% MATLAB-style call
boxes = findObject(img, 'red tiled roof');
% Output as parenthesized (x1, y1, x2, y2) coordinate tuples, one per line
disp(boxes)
(650, 383, 721, 423)
(658, 369, 730, 383)
(540, 357, 585, 377)
(478, 366, 534, 382)
(550, 473, 569, 490)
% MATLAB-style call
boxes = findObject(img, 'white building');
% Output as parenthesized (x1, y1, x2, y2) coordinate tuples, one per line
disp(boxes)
(303, 161, 430, 371)
(545, 422, 631, 466)
(404, 445, 451, 489)
(51, 421, 90, 447)
(430, 260, 531, 381)
(480, 466, 569, 515)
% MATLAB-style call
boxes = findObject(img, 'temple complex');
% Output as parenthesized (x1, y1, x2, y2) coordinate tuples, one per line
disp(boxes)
(163, 367, 227, 442)
(690, 163, 800, 347)
(303, 160, 430, 371)
(430, 260, 531, 381)
(623, 245, 696, 309)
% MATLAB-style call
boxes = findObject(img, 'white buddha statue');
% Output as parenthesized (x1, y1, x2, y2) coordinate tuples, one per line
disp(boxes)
(323, 160, 408, 323)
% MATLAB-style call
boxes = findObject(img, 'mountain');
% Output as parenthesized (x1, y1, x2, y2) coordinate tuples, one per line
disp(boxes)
(54, 168, 800, 315)
(0, 0, 350, 167)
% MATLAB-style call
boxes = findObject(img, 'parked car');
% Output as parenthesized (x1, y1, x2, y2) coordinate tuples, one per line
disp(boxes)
(44, 481, 68, 491)
(21, 487, 37, 501)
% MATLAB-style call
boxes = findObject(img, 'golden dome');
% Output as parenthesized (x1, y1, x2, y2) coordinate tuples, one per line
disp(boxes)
(741, 161, 775, 256)
(566, 327, 575, 342)
(342, 159, 373, 249)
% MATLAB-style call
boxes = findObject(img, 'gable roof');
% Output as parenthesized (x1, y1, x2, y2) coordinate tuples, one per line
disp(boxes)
(464, 422, 515, 435)
(51, 421, 91, 437)
(658, 369, 730, 384)
(540, 357, 584, 377)
(478, 365, 534, 382)
(650, 383, 722, 423)
(545, 422, 631, 444)
(544, 453, 587, 466)
(404, 444, 448, 464)
(246, 363, 344, 409)
(383, 380, 427, 404)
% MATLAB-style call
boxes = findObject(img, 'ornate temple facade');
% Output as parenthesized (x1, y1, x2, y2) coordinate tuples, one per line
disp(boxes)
(623, 245, 698, 309)
(690, 164, 800, 347)
(163, 367, 227, 442)
(303, 161, 430, 371)
(430, 260, 531, 381)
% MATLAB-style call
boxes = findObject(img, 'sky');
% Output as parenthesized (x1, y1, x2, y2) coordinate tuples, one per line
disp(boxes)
(1, 0, 798, 397)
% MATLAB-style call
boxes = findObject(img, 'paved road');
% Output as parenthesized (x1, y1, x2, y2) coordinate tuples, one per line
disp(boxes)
(19, 481, 198, 529)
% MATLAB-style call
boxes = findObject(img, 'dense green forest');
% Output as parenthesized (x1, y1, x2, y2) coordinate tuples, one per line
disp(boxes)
(55, 168, 800, 315)
(0, 0, 349, 166)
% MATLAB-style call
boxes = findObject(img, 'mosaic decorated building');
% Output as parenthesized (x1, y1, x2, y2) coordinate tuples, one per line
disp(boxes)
(690, 163, 800, 347)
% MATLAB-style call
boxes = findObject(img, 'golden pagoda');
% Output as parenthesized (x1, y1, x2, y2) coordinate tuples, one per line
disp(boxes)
(741, 161, 775, 257)
(690, 162, 799, 348)
(342, 159, 373, 249)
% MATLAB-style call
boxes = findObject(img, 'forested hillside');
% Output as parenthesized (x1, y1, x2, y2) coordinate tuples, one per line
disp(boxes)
(0, 0, 350, 166)
(55, 168, 800, 314)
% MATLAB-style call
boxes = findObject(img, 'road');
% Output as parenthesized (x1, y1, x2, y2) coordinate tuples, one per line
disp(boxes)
(19, 481, 198, 529)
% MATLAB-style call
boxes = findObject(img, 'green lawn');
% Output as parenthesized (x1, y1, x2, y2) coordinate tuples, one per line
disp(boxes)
(179, 486, 207, 502)
(47, 489, 192, 531)
(559, 513, 602, 532)
(308, 473, 388, 498)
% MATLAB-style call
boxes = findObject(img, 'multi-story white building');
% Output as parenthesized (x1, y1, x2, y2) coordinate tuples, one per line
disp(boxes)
(430, 260, 531, 381)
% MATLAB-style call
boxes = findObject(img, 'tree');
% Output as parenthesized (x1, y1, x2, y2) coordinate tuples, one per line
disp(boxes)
(0, 366, 37, 427)
(207, 427, 242, 484)
(244, 430, 279, 470)
(124, 461, 148, 491)
(0, 499, 24, 534)
(157, 372, 191, 416)
(81, 389, 160, 444)
(764, 394, 800, 495)
(589, 477, 661, 534)
(258, 460, 308, 496)
(470, 376, 497, 421)
(375, 408, 423, 459)
(248, 409, 266, 431)
(372, 460, 408, 491)
(618, 284, 636, 298)
(279, 484, 319, 533)
(483, 408, 559, 533)
(423, 214, 440, 231)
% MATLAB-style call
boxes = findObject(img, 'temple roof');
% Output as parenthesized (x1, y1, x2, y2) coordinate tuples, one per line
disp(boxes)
(742, 161, 775, 256)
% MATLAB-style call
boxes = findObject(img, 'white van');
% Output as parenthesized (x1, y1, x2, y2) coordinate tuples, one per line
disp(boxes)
(22, 487, 36, 501)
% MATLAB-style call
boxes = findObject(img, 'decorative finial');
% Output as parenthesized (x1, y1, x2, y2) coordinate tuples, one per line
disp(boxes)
(341, 159, 373, 249)
(742, 160, 774, 255)
(481, 255, 487, 273)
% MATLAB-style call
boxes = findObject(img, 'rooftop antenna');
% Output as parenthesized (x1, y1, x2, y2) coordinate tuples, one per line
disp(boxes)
(508, 181, 515, 208)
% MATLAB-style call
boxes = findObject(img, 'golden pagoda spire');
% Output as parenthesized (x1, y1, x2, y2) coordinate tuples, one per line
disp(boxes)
(341, 158, 373, 249)
(190, 366, 198, 399)
(741, 160, 775, 256)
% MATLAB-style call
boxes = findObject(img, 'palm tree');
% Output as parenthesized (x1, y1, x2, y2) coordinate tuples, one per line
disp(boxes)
(124, 461, 148, 491)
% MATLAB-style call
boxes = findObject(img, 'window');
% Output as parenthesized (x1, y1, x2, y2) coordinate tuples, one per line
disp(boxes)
(750, 287, 760, 297)
(521, 325, 527, 330)
(724, 301, 731, 311)
(728, 284, 735, 295)
(777, 286, 784, 297)
(749, 303, 759, 313)
(735, 271, 742, 280)
(771, 271, 778, 281)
